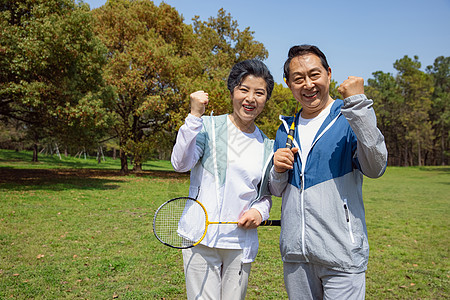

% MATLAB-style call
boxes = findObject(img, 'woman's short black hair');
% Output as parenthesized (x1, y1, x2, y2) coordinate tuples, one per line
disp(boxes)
(283, 45, 330, 81)
(227, 59, 274, 100)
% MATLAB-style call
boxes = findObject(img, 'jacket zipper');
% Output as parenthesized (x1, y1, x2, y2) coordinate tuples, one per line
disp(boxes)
(300, 163, 308, 261)
(343, 198, 355, 244)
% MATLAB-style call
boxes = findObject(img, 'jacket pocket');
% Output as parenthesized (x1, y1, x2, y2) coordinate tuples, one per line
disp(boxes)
(343, 198, 355, 244)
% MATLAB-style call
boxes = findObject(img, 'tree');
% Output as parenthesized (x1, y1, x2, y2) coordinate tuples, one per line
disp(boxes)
(93, 0, 203, 172)
(366, 71, 405, 166)
(93, 1, 269, 173)
(329, 79, 341, 100)
(394, 55, 434, 166)
(0, 0, 113, 161)
(426, 56, 450, 165)
(190, 8, 269, 117)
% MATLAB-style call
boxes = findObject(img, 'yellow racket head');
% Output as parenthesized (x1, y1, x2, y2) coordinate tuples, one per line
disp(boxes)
(153, 197, 208, 249)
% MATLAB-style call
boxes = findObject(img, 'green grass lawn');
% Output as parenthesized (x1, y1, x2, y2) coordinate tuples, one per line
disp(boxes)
(0, 150, 449, 299)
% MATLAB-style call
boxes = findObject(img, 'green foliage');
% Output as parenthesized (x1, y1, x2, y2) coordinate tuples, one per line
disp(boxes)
(367, 71, 405, 166)
(0, 0, 114, 160)
(0, 118, 30, 150)
(427, 56, 450, 165)
(329, 78, 341, 100)
(394, 55, 434, 166)
(93, 0, 201, 171)
(367, 55, 447, 166)
(190, 8, 269, 117)
(1, 0, 448, 168)
(92, 1, 269, 172)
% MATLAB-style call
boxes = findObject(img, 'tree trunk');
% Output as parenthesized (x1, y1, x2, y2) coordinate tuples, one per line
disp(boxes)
(417, 140, 422, 166)
(442, 134, 446, 166)
(403, 144, 408, 166)
(32, 132, 39, 162)
(120, 149, 128, 174)
(32, 143, 38, 162)
(97, 148, 101, 164)
(133, 163, 143, 172)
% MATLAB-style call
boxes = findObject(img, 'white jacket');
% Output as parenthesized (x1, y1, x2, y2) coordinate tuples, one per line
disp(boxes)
(171, 113, 274, 262)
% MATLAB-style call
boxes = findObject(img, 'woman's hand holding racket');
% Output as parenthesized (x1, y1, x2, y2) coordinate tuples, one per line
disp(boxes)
(190, 90, 209, 117)
(237, 208, 262, 229)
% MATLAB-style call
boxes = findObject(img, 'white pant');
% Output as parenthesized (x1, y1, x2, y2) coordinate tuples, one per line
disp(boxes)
(182, 244, 251, 300)
(284, 262, 366, 300)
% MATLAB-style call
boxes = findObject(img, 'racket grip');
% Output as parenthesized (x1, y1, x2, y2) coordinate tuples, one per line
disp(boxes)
(285, 128, 295, 149)
(261, 219, 281, 226)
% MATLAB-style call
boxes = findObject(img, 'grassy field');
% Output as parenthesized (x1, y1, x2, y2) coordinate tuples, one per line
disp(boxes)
(0, 150, 449, 299)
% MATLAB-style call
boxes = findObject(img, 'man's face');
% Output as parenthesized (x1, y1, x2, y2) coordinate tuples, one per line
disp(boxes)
(287, 53, 332, 118)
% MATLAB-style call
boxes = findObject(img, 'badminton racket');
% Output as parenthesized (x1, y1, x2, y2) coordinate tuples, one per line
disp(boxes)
(153, 196, 280, 249)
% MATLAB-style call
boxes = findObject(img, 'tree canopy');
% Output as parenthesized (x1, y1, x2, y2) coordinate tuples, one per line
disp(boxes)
(0, 0, 113, 161)
(92, 0, 269, 172)
(1, 0, 448, 168)
(366, 55, 449, 166)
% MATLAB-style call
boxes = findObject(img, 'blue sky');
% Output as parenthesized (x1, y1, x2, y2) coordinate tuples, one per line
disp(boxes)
(84, 0, 450, 86)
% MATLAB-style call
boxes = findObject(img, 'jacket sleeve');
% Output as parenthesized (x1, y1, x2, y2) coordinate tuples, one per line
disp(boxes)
(249, 195, 272, 221)
(269, 167, 289, 197)
(341, 94, 388, 178)
(171, 114, 204, 172)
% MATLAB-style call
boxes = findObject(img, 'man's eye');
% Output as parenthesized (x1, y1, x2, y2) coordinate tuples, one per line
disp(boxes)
(294, 77, 304, 84)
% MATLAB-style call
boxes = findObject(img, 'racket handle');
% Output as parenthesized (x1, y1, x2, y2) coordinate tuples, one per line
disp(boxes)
(260, 219, 280, 226)
(285, 128, 295, 149)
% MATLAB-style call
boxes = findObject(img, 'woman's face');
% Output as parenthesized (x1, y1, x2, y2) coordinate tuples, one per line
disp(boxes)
(230, 75, 268, 132)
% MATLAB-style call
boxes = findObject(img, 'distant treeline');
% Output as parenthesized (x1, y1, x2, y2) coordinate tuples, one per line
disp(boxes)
(1, 0, 448, 170)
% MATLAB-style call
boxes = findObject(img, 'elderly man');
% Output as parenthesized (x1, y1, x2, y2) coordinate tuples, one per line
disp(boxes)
(270, 44, 388, 299)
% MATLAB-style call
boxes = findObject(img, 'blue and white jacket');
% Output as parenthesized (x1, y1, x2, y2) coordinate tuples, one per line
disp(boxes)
(269, 94, 388, 273)
(172, 114, 274, 263)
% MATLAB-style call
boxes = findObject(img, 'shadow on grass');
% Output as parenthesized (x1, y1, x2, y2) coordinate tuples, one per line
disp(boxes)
(0, 168, 190, 191)
(0, 168, 125, 191)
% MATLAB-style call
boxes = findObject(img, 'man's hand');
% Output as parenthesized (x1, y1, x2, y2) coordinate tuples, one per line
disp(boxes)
(273, 147, 299, 173)
(338, 76, 364, 99)
(190, 90, 209, 117)
(237, 208, 262, 229)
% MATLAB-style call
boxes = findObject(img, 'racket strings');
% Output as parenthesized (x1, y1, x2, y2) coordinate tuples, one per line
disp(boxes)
(153, 197, 207, 248)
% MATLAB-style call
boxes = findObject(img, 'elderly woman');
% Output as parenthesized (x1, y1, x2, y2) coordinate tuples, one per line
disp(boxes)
(171, 59, 275, 300)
